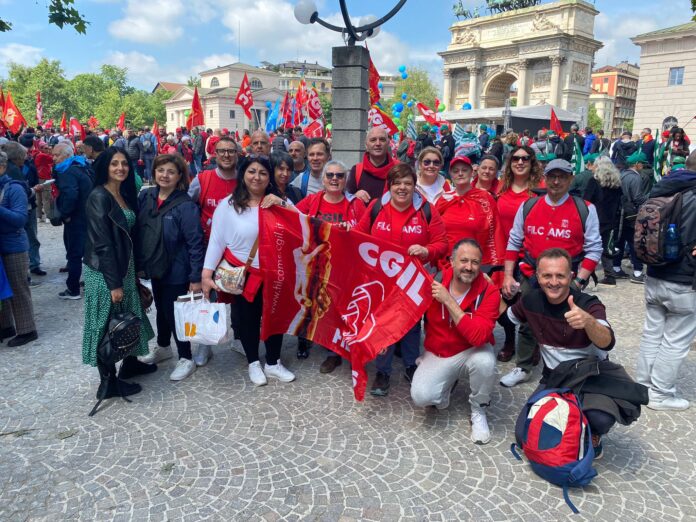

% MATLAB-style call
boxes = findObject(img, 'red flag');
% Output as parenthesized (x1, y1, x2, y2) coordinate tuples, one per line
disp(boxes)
(60, 112, 67, 132)
(293, 90, 305, 124)
(296, 78, 308, 107)
(44, 119, 54, 129)
(550, 108, 563, 136)
(280, 92, 292, 129)
(307, 87, 323, 121)
(234, 73, 254, 120)
(35, 91, 43, 126)
(87, 115, 100, 129)
(259, 207, 432, 401)
(152, 118, 160, 153)
(116, 112, 126, 131)
(0, 87, 5, 114)
(368, 55, 381, 106)
(69, 117, 86, 140)
(186, 87, 205, 129)
(304, 119, 323, 138)
(2, 91, 27, 134)
(416, 102, 449, 127)
(368, 105, 399, 135)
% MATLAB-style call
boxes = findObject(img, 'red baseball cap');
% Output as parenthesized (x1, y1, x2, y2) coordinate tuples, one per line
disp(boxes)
(449, 155, 472, 168)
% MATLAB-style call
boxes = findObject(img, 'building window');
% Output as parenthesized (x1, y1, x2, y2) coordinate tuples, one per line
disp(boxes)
(210, 110, 214, 118)
(229, 110, 236, 119)
(668, 67, 684, 86)
(250, 78, 263, 89)
(210, 77, 219, 87)
(170, 113, 174, 121)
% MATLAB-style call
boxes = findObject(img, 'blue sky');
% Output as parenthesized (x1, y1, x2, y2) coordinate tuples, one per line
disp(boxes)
(0, 0, 692, 92)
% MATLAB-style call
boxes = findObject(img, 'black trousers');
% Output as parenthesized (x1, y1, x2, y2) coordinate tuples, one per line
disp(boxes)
(232, 289, 283, 365)
(152, 279, 192, 359)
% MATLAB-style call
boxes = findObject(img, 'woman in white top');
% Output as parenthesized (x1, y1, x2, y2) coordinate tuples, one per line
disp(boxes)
(202, 155, 296, 386)
(415, 146, 451, 204)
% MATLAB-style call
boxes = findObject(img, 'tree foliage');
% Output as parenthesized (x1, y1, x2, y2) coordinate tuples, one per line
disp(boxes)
(381, 67, 438, 112)
(588, 104, 603, 132)
(1, 0, 88, 34)
(319, 92, 332, 124)
(1, 59, 169, 129)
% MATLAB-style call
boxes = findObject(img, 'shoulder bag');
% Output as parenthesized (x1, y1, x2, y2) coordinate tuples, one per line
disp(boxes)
(213, 238, 259, 294)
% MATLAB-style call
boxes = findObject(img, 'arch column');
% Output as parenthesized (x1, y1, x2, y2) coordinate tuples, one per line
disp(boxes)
(517, 59, 529, 107)
(550, 56, 565, 106)
(443, 69, 452, 109)
(468, 67, 481, 109)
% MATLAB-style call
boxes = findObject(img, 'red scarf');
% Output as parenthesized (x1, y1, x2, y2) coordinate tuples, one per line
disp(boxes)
(361, 153, 395, 180)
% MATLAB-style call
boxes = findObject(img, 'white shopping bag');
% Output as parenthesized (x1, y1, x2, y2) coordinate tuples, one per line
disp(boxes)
(174, 292, 231, 345)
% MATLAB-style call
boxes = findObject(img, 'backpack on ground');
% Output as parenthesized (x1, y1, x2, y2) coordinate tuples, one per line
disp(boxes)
(135, 192, 189, 279)
(511, 387, 597, 514)
(634, 186, 696, 266)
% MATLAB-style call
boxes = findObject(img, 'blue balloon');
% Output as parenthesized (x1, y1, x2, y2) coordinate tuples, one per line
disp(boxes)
(394, 111, 401, 119)
(398, 65, 406, 73)
(378, 81, 383, 89)
(407, 100, 414, 108)
(463, 102, 472, 110)
(401, 93, 408, 100)
(265, 101, 272, 108)
(395, 102, 404, 112)
(401, 73, 408, 80)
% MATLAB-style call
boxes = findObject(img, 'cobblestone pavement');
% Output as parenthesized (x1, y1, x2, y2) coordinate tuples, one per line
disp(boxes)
(1, 222, 695, 522)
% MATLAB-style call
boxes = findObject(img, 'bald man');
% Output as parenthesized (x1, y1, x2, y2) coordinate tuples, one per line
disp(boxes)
(346, 127, 397, 202)
(250, 130, 271, 156)
(288, 140, 308, 180)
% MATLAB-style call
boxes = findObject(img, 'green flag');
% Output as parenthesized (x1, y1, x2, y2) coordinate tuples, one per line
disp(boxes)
(571, 137, 584, 175)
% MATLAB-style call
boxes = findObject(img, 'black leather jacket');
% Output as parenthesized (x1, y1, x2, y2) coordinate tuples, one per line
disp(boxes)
(83, 186, 133, 290)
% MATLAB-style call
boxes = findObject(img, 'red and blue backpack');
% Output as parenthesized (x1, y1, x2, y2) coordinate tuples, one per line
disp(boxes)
(511, 388, 597, 513)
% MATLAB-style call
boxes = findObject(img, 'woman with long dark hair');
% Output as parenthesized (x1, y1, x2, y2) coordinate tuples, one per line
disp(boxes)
(82, 146, 155, 401)
(201, 155, 295, 386)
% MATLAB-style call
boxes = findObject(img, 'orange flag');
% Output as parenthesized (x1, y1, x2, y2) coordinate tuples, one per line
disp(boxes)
(2, 91, 27, 134)
(60, 112, 67, 132)
(116, 112, 126, 131)
(186, 87, 204, 129)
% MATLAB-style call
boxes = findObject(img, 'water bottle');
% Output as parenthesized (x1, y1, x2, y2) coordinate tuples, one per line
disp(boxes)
(665, 224, 680, 261)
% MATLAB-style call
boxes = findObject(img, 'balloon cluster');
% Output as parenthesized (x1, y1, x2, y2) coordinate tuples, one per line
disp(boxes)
(398, 64, 408, 80)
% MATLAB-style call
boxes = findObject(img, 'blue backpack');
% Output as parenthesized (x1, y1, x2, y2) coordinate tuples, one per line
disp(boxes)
(511, 388, 597, 513)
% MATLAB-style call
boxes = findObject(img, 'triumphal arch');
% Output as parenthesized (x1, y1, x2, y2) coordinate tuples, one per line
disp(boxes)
(440, 0, 602, 113)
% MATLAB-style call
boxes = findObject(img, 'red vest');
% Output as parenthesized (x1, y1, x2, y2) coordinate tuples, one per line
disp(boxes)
(198, 169, 237, 241)
(522, 196, 587, 264)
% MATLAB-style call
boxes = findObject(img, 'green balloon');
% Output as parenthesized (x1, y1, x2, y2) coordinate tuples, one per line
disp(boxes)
(184, 109, 191, 117)
(438, 104, 446, 112)
(393, 117, 400, 124)
(326, 123, 332, 130)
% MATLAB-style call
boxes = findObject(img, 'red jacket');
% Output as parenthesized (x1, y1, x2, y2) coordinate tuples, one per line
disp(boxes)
(354, 192, 448, 265)
(295, 191, 366, 226)
(32, 150, 54, 180)
(424, 268, 500, 358)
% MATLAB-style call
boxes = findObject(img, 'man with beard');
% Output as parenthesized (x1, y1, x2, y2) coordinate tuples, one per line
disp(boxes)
(288, 141, 308, 181)
(346, 127, 397, 202)
(410, 239, 500, 444)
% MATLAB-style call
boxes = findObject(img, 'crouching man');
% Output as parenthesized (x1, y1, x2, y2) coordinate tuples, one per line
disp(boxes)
(411, 239, 501, 444)
(507, 247, 647, 458)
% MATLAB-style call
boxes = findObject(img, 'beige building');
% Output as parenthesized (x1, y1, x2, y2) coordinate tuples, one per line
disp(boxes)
(588, 89, 615, 136)
(590, 62, 639, 137)
(261, 60, 332, 98)
(632, 22, 696, 138)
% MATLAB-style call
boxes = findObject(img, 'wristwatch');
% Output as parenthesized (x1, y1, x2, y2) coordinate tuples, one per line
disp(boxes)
(280, 199, 287, 207)
(573, 277, 588, 290)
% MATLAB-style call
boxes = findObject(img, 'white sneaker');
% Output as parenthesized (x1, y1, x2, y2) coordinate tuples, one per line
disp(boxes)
(500, 367, 531, 388)
(248, 361, 267, 386)
(470, 406, 491, 445)
(647, 397, 690, 411)
(139, 345, 173, 364)
(264, 362, 296, 383)
(170, 358, 196, 381)
(230, 338, 246, 355)
(193, 345, 213, 367)
(44, 218, 51, 224)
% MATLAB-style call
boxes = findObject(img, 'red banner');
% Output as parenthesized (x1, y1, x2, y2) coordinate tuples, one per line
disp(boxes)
(116, 112, 126, 131)
(368, 105, 399, 135)
(2, 92, 27, 134)
(307, 87, 323, 121)
(70, 117, 86, 140)
(550, 108, 563, 136)
(304, 119, 323, 138)
(235, 73, 254, 120)
(368, 55, 381, 106)
(186, 87, 205, 129)
(259, 207, 433, 400)
(416, 102, 449, 127)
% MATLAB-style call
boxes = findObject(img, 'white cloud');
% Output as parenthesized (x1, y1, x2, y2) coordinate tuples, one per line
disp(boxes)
(194, 54, 239, 73)
(101, 51, 188, 90)
(0, 43, 44, 75)
(108, 0, 185, 44)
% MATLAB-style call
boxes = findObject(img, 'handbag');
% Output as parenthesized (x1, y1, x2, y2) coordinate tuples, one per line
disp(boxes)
(137, 281, 153, 310)
(213, 238, 259, 294)
(96, 302, 142, 367)
(49, 203, 63, 226)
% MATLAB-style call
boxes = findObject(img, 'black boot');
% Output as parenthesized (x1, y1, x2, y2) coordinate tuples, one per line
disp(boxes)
(90, 361, 142, 416)
(297, 337, 311, 359)
(0, 326, 16, 342)
(118, 355, 157, 379)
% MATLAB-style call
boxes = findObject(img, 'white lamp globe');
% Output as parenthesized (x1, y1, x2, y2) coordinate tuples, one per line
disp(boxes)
(294, 0, 318, 25)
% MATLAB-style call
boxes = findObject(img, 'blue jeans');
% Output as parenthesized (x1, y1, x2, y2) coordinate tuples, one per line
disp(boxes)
(193, 153, 203, 175)
(144, 155, 155, 182)
(64, 220, 86, 294)
(375, 321, 422, 376)
(25, 207, 40, 270)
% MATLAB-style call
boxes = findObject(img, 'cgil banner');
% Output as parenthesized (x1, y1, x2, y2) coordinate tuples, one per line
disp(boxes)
(259, 207, 433, 401)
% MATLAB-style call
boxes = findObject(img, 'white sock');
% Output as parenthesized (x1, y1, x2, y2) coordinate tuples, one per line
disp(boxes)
(613, 267, 621, 273)
(634, 270, 642, 277)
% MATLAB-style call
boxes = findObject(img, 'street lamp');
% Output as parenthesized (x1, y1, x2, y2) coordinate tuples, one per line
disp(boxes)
(294, 0, 405, 45)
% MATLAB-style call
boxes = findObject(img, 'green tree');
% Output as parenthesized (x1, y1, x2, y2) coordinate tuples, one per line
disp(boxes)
(1, 0, 88, 33)
(382, 67, 438, 110)
(587, 104, 603, 132)
(187, 76, 201, 88)
(319, 93, 332, 124)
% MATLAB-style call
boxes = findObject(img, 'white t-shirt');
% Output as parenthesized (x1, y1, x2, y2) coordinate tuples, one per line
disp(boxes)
(204, 204, 260, 270)
(417, 175, 448, 204)
(291, 171, 323, 196)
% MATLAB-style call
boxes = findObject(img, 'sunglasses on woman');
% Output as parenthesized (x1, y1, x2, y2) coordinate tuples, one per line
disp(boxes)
(422, 159, 442, 166)
(325, 171, 346, 179)
(512, 155, 531, 163)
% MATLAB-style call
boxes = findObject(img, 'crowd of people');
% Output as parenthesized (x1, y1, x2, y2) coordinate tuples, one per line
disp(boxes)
(0, 118, 694, 452)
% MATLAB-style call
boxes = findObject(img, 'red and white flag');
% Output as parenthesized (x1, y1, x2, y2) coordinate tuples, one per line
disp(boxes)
(70, 117, 86, 140)
(368, 105, 399, 135)
(259, 207, 432, 401)
(235, 73, 254, 120)
(416, 102, 449, 127)
(2, 91, 27, 134)
(304, 119, 323, 138)
(306, 87, 323, 121)
(35, 91, 43, 126)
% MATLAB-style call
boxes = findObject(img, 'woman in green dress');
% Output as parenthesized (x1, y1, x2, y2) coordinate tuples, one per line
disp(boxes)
(83, 146, 155, 402)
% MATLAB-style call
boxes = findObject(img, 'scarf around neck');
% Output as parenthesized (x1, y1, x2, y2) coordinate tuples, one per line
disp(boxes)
(361, 153, 395, 180)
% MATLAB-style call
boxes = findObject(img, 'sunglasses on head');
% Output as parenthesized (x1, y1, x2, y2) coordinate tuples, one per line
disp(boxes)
(512, 155, 531, 163)
(422, 159, 442, 166)
(325, 171, 345, 179)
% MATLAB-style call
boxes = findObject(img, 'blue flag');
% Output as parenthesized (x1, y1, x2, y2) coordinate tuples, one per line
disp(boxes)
(265, 98, 281, 133)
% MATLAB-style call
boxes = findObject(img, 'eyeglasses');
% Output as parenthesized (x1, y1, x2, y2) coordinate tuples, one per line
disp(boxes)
(422, 159, 442, 167)
(216, 149, 237, 155)
(512, 155, 531, 163)
(325, 172, 346, 180)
